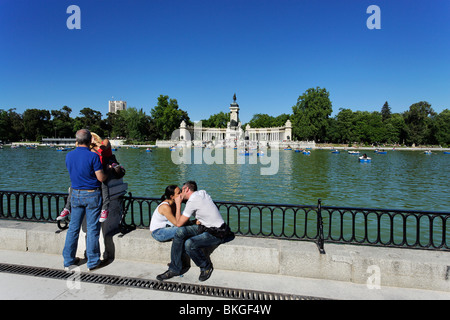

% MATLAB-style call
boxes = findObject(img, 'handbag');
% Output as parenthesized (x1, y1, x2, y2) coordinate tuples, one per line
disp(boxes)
(198, 223, 234, 239)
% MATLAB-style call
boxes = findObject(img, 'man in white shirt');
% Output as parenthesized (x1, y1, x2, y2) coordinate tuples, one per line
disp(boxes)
(156, 181, 233, 282)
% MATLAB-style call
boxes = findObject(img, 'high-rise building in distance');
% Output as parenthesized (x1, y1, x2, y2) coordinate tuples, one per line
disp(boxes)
(108, 100, 127, 114)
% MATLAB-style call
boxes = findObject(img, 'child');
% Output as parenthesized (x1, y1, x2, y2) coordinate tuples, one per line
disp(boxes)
(57, 133, 125, 223)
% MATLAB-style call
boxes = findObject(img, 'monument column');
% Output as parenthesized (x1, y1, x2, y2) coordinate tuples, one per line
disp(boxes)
(285, 120, 292, 141)
(180, 120, 189, 142)
(229, 93, 240, 129)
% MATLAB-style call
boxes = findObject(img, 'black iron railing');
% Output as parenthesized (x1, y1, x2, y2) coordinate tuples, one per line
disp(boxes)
(0, 190, 70, 230)
(1, 190, 449, 252)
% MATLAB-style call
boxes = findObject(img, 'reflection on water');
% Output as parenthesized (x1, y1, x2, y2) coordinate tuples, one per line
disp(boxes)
(0, 147, 449, 211)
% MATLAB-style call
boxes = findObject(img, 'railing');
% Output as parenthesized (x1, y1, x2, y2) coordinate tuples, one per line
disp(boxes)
(1, 190, 449, 253)
(0, 190, 70, 230)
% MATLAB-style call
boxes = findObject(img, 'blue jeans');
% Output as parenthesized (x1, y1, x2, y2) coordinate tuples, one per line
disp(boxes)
(63, 189, 102, 269)
(169, 225, 224, 274)
(151, 226, 178, 242)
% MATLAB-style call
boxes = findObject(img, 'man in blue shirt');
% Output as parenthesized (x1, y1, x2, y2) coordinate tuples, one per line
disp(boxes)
(63, 129, 107, 271)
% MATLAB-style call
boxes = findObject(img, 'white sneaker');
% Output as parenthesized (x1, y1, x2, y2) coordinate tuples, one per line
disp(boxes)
(99, 210, 109, 223)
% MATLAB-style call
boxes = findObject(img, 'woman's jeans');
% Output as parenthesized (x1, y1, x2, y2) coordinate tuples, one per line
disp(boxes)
(63, 189, 102, 269)
(151, 226, 178, 242)
(169, 225, 224, 274)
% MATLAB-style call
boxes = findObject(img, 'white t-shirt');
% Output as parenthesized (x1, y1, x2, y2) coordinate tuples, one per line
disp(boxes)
(182, 190, 224, 228)
(149, 202, 174, 232)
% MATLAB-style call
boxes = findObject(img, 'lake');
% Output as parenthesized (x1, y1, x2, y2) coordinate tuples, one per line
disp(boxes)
(0, 146, 448, 212)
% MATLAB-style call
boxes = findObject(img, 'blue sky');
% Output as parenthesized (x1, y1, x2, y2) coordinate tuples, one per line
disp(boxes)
(0, 0, 449, 123)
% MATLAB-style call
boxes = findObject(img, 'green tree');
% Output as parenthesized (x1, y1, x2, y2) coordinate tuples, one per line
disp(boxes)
(384, 113, 406, 144)
(248, 113, 275, 128)
(201, 111, 229, 128)
(0, 110, 7, 141)
(324, 117, 338, 143)
(353, 111, 372, 143)
(381, 101, 391, 122)
(105, 111, 127, 138)
(123, 107, 152, 141)
(273, 114, 290, 127)
(366, 112, 385, 143)
(22, 108, 52, 141)
(150, 95, 192, 140)
(359, 111, 386, 144)
(245, 113, 290, 129)
(334, 108, 356, 143)
(291, 87, 332, 141)
(432, 109, 450, 146)
(73, 107, 104, 136)
(51, 106, 74, 138)
(403, 101, 435, 145)
(0, 109, 22, 142)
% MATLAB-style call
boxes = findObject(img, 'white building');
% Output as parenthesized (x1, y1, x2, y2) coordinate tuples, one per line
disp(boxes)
(108, 100, 127, 114)
(157, 96, 314, 149)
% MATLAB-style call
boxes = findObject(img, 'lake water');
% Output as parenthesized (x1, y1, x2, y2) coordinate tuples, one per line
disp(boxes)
(0, 146, 449, 212)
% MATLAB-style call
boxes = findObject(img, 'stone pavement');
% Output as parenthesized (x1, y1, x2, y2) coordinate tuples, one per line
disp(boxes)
(0, 249, 449, 301)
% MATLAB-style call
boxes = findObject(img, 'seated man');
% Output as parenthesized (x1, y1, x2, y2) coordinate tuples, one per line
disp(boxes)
(156, 181, 233, 282)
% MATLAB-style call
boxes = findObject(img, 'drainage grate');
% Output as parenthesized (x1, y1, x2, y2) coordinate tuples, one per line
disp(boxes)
(0, 263, 327, 300)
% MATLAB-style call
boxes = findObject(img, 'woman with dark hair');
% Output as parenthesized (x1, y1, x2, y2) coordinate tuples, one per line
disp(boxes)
(150, 185, 181, 242)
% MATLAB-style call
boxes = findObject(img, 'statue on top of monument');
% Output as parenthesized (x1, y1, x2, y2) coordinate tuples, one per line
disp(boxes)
(233, 93, 237, 103)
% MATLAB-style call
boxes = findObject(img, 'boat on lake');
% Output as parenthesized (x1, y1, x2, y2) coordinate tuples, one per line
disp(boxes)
(348, 151, 360, 155)
(359, 156, 372, 163)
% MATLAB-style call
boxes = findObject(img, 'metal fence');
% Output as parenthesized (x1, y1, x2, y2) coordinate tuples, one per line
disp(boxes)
(1, 190, 449, 253)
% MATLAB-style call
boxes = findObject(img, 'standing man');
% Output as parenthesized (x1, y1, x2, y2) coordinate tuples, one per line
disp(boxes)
(63, 129, 107, 271)
(157, 181, 233, 282)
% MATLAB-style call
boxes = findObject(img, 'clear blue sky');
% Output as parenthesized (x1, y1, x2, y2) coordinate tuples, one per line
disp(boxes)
(1, 0, 449, 123)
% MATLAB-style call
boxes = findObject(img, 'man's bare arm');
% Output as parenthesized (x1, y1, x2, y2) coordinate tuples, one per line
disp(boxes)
(95, 169, 107, 182)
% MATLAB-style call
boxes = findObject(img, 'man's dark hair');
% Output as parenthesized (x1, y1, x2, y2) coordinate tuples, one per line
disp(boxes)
(183, 181, 198, 192)
(76, 129, 92, 146)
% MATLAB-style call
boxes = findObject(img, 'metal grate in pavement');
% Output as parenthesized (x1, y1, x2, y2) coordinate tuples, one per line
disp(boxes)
(0, 262, 328, 300)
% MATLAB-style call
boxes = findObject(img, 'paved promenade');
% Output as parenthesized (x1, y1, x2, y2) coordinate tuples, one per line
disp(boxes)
(1, 249, 449, 301)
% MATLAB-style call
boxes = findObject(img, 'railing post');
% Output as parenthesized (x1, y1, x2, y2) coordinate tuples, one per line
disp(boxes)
(316, 199, 326, 254)
(119, 192, 136, 235)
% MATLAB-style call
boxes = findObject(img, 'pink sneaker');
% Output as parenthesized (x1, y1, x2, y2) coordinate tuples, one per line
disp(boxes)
(57, 208, 70, 221)
(99, 210, 109, 223)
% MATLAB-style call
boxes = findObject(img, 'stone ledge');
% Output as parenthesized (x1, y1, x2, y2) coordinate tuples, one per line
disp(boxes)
(1, 220, 450, 292)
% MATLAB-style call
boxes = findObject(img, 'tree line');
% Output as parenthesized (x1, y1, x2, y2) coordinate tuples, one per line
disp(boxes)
(1, 90, 449, 146)
(289, 87, 449, 146)
(0, 95, 192, 144)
